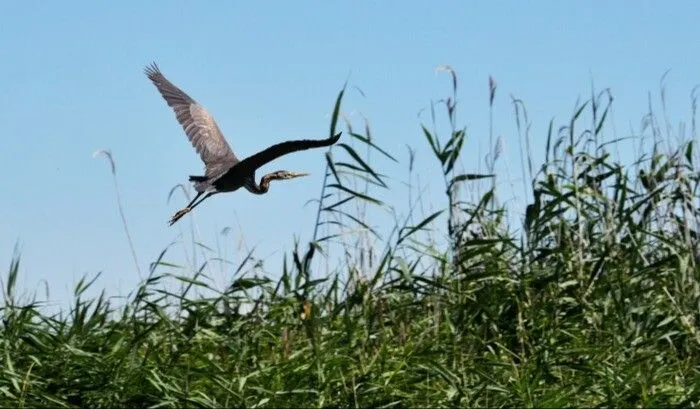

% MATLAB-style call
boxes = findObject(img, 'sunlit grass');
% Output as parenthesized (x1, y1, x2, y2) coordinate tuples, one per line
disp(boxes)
(2, 69, 700, 408)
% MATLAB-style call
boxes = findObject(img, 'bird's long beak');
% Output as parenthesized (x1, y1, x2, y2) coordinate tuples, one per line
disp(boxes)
(290, 172, 310, 178)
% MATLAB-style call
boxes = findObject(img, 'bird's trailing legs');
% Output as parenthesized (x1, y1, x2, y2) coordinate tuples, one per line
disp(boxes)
(169, 191, 217, 226)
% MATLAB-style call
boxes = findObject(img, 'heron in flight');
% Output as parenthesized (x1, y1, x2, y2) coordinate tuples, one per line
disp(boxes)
(145, 63, 341, 226)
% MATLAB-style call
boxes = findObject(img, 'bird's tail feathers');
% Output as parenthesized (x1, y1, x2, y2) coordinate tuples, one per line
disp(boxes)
(189, 175, 209, 192)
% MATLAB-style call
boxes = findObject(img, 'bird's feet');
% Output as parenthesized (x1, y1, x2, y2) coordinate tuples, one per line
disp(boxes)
(169, 207, 191, 226)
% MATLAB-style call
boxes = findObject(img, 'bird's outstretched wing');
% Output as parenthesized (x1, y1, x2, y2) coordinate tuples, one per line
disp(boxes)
(233, 132, 342, 175)
(145, 63, 239, 178)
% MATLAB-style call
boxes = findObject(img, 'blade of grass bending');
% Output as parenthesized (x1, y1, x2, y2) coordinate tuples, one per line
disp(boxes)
(93, 149, 143, 279)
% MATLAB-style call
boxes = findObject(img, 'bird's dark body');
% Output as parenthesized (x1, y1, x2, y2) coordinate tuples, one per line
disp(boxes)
(144, 62, 341, 225)
(189, 172, 250, 193)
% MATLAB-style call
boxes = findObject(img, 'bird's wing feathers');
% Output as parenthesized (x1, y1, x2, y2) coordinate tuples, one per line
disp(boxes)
(186, 105, 238, 178)
(145, 63, 238, 178)
(234, 132, 342, 174)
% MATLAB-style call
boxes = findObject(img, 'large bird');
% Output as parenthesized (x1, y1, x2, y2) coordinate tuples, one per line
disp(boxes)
(144, 63, 341, 225)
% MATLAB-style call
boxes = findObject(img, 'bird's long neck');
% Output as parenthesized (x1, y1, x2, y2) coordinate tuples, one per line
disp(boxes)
(244, 174, 270, 195)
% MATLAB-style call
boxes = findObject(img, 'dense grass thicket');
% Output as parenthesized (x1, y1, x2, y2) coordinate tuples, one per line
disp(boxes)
(3, 69, 700, 408)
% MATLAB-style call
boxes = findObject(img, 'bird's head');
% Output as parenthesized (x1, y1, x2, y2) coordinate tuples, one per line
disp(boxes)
(269, 170, 310, 180)
(256, 170, 310, 193)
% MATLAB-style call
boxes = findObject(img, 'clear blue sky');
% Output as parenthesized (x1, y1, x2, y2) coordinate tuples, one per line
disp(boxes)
(2, 1, 699, 305)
